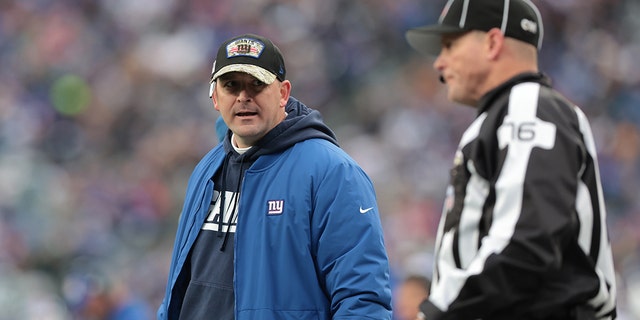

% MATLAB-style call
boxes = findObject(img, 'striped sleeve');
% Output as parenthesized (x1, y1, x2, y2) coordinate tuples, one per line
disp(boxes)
(573, 106, 617, 318)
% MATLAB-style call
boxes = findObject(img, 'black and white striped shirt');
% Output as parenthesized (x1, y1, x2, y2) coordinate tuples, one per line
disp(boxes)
(421, 73, 617, 320)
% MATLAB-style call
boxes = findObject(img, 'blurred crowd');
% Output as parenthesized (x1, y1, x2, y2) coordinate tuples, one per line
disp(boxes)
(0, 0, 639, 319)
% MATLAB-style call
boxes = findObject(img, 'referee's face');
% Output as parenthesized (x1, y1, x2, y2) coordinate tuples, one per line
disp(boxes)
(213, 72, 291, 148)
(433, 31, 490, 107)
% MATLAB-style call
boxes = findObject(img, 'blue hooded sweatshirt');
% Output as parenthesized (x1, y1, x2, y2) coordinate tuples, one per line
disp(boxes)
(158, 97, 392, 320)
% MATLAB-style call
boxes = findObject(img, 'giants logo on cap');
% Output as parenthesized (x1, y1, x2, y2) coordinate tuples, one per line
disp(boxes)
(226, 38, 265, 59)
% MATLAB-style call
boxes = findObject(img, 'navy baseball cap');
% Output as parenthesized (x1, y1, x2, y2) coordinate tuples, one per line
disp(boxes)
(406, 0, 544, 56)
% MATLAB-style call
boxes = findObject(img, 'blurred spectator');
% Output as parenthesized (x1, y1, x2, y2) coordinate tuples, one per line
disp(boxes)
(61, 255, 152, 320)
(394, 275, 430, 320)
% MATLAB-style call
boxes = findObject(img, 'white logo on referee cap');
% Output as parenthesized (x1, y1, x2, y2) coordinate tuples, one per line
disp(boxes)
(521, 19, 537, 34)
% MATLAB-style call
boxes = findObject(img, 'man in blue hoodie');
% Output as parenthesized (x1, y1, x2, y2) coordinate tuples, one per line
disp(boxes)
(157, 33, 393, 320)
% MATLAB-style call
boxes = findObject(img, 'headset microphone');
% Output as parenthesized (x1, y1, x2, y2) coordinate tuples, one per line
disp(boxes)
(439, 75, 446, 84)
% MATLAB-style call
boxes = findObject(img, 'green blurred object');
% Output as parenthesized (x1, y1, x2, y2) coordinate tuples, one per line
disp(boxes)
(50, 75, 91, 116)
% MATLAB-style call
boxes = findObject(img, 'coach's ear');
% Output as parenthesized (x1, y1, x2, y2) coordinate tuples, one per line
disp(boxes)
(211, 83, 220, 111)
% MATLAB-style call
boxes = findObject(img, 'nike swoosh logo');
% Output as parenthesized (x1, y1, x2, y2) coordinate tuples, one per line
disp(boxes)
(359, 206, 374, 214)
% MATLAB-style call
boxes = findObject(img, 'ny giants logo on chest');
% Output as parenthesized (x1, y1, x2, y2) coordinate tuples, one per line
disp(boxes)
(267, 200, 284, 215)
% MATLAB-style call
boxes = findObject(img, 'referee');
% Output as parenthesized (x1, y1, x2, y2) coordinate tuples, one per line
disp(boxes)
(405, 0, 617, 319)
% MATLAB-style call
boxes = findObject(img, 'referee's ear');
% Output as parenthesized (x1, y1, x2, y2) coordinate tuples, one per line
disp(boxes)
(485, 28, 505, 60)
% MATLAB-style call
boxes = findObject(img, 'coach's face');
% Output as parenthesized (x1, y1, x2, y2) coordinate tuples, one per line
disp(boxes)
(213, 72, 291, 148)
(433, 31, 490, 107)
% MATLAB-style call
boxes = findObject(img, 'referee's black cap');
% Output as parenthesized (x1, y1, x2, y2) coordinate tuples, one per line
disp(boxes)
(406, 0, 544, 56)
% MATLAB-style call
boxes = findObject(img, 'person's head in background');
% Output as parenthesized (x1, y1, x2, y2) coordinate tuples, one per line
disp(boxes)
(394, 275, 431, 320)
(208, 33, 290, 148)
(406, 0, 543, 107)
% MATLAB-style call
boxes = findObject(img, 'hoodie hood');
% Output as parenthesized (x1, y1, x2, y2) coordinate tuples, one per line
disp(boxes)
(221, 96, 338, 160)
